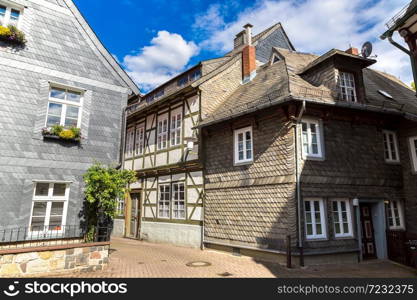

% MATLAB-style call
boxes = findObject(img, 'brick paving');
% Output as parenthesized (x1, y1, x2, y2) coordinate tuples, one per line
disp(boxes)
(41, 237, 417, 278)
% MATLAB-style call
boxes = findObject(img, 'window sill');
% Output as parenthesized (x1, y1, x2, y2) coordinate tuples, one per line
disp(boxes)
(303, 156, 325, 162)
(388, 227, 406, 231)
(234, 160, 253, 167)
(384, 160, 401, 165)
(306, 237, 328, 241)
(42, 134, 81, 143)
(334, 235, 354, 240)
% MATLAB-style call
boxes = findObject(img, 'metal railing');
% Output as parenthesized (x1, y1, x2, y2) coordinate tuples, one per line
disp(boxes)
(386, 1, 415, 29)
(0, 225, 112, 250)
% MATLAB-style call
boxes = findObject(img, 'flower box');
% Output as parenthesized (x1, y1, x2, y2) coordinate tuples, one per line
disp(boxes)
(0, 25, 26, 46)
(42, 126, 82, 143)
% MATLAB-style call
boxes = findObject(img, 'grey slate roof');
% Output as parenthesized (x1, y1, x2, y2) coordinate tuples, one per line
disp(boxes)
(198, 48, 417, 127)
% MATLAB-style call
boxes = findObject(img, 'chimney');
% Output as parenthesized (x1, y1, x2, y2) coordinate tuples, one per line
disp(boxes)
(242, 23, 256, 83)
(345, 47, 359, 56)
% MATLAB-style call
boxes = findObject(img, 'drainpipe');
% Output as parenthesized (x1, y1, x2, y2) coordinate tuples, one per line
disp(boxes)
(120, 106, 128, 237)
(387, 35, 417, 95)
(294, 101, 306, 266)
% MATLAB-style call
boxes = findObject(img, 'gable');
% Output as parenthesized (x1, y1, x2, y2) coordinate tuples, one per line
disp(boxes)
(255, 25, 294, 63)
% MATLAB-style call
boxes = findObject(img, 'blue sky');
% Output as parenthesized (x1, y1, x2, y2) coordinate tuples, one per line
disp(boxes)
(74, 0, 412, 93)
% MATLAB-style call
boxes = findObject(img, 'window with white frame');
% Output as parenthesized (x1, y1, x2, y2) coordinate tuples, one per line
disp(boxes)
(30, 182, 69, 232)
(0, 4, 21, 27)
(172, 182, 185, 219)
(234, 126, 253, 164)
(408, 136, 417, 172)
(46, 86, 83, 128)
(339, 71, 357, 102)
(158, 184, 170, 218)
(332, 199, 353, 237)
(387, 200, 404, 229)
(125, 127, 135, 158)
(301, 119, 323, 159)
(157, 116, 168, 150)
(116, 198, 125, 216)
(135, 124, 145, 155)
(304, 198, 327, 239)
(383, 130, 400, 163)
(170, 113, 182, 146)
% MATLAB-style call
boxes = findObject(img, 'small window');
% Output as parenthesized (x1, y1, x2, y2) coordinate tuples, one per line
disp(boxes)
(177, 76, 188, 87)
(116, 198, 125, 216)
(304, 198, 327, 240)
(146, 94, 155, 103)
(234, 126, 253, 164)
(408, 136, 417, 172)
(339, 72, 357, 102)
(157, 116, 168, 150)
(272, 54, 280, 63)
(0, 5, 21, 27)
(170, 113, 182, 146)
(189, 69, 201, 81)
(158, 184, 171, 218)
(125, 127, 135, 158)
(155, 89, 164, 99)
(46, 86, 83, 128)
(30, 182, 69, 232)
(383, 130, 400, 163)
(301, 119, 323, 159)
(172, 182, 185, 219)
(332, 199, 353, 238)
(387, 200, 404, 229)
(135, 124, 145, 155)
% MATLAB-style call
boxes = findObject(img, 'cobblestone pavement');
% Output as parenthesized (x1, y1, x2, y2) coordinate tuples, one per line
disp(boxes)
(42, 237, 417, 278)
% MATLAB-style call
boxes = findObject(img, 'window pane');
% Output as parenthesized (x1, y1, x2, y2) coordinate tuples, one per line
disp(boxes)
(335, 222, 341, 234)
(50, 202, 64, 215)
(343, 223, 349, 233)
(66, 106, 79, 119)
(316, 224, 322, 234)
(307, 224, 313, 235)
(67, 91, 81, 103)
(53, 184, 66, 196)
(48, 102, 62, 116)
(65, 118, 78, 127)
(47, 116, 61, 127)
(31, 217, 45, 229)
(49, 216, 63, 229)
(32, 202, 47, 216)
(10, 9, 20, 20)
(35, 183, 49, 196)
(50, 88, 66, 99)
(305, 201, 311, 212)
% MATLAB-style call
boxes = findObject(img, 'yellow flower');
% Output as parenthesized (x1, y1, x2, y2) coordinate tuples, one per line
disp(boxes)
(59, 129, 75, 139)
(0, 26, 11, 36)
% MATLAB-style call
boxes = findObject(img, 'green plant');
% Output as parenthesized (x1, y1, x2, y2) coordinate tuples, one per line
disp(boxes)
(0, 25, 26, 45)
(83, 164, 136, 238)
(70, 127, 81, 138)
(50, 125, 64, 135)
(0, 25, 11, 37)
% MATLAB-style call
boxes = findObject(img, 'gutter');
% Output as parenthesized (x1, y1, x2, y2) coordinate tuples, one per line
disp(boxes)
(294, 100, 306, 267)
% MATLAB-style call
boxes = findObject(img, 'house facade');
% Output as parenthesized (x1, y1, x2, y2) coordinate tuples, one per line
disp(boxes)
(0, 0, 138, 235)
(199, 28, 417, 265)
(119, 23, 295, 247)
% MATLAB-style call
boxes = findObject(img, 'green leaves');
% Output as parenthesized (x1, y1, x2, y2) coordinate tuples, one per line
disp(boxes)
(83, 163, 136, 219)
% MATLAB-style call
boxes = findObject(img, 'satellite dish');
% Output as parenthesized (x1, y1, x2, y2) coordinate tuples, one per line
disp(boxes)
(361, 42, 373, 58)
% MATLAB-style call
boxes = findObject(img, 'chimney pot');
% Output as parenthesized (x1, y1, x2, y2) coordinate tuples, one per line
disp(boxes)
(345, 47, 359, 56)
(244, 23, 253, 46)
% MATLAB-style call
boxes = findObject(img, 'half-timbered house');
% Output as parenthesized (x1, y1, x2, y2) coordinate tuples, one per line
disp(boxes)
(120, 23, 295, 247)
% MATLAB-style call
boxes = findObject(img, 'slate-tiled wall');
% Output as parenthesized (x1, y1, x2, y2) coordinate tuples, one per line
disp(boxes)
(0, 0, 129, 228)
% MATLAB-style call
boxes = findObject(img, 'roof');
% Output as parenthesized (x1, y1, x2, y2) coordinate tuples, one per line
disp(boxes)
(198, 48, 417, 128)
(65, 0, 140, 95)
(382, 0, 417, 38)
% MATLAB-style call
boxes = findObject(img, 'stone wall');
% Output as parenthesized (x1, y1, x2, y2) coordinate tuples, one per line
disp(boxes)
(0, 242, 109, 277)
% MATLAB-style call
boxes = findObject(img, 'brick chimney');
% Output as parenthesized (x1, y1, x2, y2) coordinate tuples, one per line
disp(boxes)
(242, 23, 256, 83)
(345, 47, 359, 56)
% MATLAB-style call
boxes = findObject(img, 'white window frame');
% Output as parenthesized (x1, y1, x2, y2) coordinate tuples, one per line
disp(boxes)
(157, 115, 168, 150)
(170, 112, 182, 147)
(0, 2, 23, 28)
(301, 118, 324, 159)
(383, 130, 400, 163)
(171, 182, 185, 220)
(125, 126, 135, 158)
(304, 198, 327, 240)
(331, 199, 353, 238)
(29, 182, 69, 234)
(408, 136, 417, 173)
(135, 123, 145, 156)
(158, 183, 171, 219)
(234, 126, 253, 164)
(45, 85, 84, 129)
(387, 200, 405, 230)
(339, 71, 357, 102)
(116, 197, 125, 216)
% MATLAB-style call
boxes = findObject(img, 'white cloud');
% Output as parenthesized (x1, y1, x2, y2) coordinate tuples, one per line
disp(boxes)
(195, 0, 413, 85)
(123, 31, 199, 92)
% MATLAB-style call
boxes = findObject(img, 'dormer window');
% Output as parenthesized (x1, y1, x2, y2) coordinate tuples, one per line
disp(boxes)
(272, 54, 280, 64)
(339, 72, 357, 102)
(0, 4, 21, 28)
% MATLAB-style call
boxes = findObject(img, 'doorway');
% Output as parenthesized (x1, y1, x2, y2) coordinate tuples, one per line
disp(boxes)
(128, 191, 141, 239)
(360, 204, 377, 259)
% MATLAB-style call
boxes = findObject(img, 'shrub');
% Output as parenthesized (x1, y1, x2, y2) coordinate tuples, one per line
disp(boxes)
(50, 125, 64, 135)
(0, 25, 11, 37)
(0, 25, 25, 45)
(59, 129, 76, 140)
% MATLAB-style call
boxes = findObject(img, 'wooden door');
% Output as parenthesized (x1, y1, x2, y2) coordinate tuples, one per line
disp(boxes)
(129, 192, 141, 239)
(360, 204, 377, 259)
